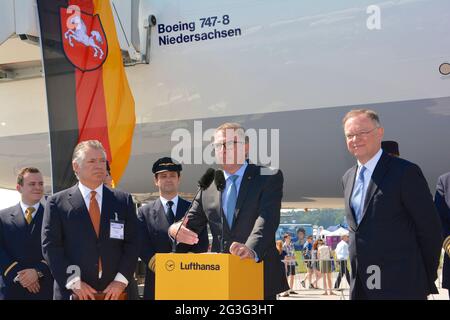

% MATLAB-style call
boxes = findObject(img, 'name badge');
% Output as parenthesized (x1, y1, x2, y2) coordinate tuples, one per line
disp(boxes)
(110, 212, 124, 240)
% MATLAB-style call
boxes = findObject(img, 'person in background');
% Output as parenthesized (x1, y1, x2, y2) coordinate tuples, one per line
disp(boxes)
(137, 157, 208, 300)
(334, 234, 351, 289)
(276, 240, 289, 297)
(317, 239, 335, 295)
(381, 140, 400, 157)
(294, 227, 306, 250)
(311, 239, 322, 289)
(300, 236, 314, 289)
(282, 234, 297, 295)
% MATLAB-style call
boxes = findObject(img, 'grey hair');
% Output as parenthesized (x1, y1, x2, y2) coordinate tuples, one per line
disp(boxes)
(342, 109, 381, 127)
(215, 122, 249, 143)
(72, 140, 107, 167)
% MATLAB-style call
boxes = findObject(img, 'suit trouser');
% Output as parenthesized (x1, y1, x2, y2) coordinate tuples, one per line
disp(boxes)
(334, 259, 350, 288)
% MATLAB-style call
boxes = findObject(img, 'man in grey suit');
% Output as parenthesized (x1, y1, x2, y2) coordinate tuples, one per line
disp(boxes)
(169, 123, 289, 299)
(342, 109, 442, 300)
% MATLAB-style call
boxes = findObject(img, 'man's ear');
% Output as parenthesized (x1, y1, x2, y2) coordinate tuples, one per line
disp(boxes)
(73, 161, 79, 176)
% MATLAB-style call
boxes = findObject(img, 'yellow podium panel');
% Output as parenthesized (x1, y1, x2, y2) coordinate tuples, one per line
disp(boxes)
(155, 253, 263, 300)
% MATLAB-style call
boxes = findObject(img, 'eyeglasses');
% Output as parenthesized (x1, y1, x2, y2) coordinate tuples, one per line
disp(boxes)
(212, 140, 244, 150)
(345, 127, 379, 140)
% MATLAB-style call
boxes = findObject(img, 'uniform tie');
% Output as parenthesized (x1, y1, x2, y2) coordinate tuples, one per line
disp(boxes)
(166, 200, 175, 225)
(25, 207, 35, 224)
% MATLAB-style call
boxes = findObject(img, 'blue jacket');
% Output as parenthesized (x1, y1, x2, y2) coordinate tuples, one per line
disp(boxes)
(0, 203, 53, 299)
(42, 184, 139, 300)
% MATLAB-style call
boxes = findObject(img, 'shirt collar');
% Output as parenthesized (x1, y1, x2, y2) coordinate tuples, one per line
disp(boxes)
(223, 161, 248, 181)
(20, 201, 40, 215)
(78, 182, 103, 201)
(357, 148, 383, 174)
(160, 195, 179, 208)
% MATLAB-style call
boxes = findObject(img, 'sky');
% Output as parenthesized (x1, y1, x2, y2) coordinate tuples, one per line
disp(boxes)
(0, 188, 21, 209)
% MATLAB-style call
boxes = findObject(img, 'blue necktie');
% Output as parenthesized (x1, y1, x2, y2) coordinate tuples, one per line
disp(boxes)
(226, 175, 238, 228)
(351, 166, 367, 224)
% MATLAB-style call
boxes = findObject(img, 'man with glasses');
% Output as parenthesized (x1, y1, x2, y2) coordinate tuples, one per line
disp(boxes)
(169, 122, 289, 300)
(342, 109, 442, 300)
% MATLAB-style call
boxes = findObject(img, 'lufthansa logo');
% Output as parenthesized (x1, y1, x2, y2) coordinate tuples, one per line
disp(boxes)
(165, 260, 175, 271)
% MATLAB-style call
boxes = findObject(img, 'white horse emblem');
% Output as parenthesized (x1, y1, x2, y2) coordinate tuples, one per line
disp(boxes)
(64, 15, 104, 59)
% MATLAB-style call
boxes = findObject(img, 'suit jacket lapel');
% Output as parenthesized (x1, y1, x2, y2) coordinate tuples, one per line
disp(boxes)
(345, 165, 358, 229)
(154, 198, 170, 228)
(100, 186, 113, 240)
(233, 164, 256, 226)
(360, 151, 391, 225)
(68, 184, 98, 239)
(29, 204, 44, 235)
(175, 198, 187, 221)
(10, 203, 27, 232)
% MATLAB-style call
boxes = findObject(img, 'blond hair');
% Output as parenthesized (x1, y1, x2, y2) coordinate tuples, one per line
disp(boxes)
(342, 109, 381, 127)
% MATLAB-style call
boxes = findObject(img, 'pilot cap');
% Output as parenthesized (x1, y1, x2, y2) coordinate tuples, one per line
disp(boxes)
(152, 157, 182, 175)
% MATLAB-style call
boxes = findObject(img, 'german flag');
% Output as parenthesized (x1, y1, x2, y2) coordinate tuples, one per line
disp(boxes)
(37, 0, 135, 192)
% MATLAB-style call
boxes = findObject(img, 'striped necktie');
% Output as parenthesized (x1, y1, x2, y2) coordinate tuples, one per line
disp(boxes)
(25, 207, 35, 224)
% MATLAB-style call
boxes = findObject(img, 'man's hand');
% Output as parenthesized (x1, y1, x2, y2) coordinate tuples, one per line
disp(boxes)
(25, 281, 41, 294)
(17, 269, 39, 288)
(72, 281, 97, 300)
(103, 281, 126, 300)
(168, 220, 199, 245)
(229, 242, 256, 260)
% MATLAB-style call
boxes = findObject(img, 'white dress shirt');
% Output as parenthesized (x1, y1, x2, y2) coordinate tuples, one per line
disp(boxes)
(335, 240, 349, 260)
(20, 201, 40, 220)
(66, 182, 128, 290)
(160, 195, 179, 215)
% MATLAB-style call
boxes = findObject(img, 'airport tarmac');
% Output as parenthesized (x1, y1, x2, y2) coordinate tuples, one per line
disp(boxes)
(278, 273, 449, 300)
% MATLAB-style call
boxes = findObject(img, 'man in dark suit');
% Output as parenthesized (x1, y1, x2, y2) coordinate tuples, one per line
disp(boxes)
(169, 123, 289, 300)
(138, 157, 209, 299)
(435, 172, 450, 298)
(0, 167, 53, 299)
(342, 109, 442, 300)
(42, 140, 139, 300)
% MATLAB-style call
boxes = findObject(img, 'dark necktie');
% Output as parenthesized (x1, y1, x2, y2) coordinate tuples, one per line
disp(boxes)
(167, 200, 175, 225)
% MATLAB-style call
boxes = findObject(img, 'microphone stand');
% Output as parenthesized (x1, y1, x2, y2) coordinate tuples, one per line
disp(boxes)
(219, 194, 224, 253)
(172, 187, 202, 253)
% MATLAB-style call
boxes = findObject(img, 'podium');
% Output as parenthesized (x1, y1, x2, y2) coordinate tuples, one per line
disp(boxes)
(155, 253, 263, 300)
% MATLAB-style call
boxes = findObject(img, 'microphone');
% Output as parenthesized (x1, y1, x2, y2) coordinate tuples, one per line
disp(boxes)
(214, 170, 226, 192)
(172, 168, 215, 253)
(214, 170, 226, 253)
